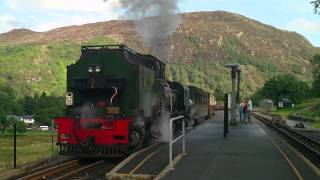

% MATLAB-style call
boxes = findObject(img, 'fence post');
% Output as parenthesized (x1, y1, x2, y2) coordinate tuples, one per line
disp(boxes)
(224, 94, 229, 137)
(169, 116, 186, 170)
(169, 118, 173, 170)
(182, 118, 186, 155)
(13, 123, 16, 168)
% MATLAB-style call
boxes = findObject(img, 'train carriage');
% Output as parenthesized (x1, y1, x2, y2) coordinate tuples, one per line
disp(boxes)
(166, 82, 215, 126)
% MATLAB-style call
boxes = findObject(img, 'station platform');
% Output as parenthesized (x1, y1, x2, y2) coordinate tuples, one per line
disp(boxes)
(106, 111, 320, 180)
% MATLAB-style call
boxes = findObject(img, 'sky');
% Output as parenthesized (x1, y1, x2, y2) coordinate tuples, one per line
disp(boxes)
(0, 0, 319, 46)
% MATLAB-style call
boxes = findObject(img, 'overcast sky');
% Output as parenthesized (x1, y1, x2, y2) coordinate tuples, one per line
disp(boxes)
(0, 0, 319, 46)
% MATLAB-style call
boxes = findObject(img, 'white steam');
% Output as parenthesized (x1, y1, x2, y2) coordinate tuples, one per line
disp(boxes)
(141, 92, 157, 117)
(105, 0, 181, 60)
(141, 93, 171, 143)
(151, 106, 171, 142)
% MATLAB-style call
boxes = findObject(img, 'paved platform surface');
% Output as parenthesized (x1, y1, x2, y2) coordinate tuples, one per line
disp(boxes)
(163, 111, 319, 180)
(107, 111, 319, 180)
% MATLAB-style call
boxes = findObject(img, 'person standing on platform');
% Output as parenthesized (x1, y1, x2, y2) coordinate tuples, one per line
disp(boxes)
(247, 98, 253, 122)
(243, 101, 248, 121)
(239, 103, 244, 122)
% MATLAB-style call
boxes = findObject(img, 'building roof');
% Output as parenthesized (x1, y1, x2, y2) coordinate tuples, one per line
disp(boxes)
(7, 114, 34, 120)
(23, 115, 34, 119)
(280, 98, 293, 103)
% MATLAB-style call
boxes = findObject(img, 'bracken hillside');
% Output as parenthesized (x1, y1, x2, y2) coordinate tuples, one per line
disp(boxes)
(0, 11, 318, 99)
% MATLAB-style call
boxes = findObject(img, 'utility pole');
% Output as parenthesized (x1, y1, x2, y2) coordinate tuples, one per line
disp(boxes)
(225, 64, 240, 126)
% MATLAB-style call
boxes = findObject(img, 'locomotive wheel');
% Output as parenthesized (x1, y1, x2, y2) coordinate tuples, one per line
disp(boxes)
(129, 128, 145, 152)
(129, 131, 140, 147)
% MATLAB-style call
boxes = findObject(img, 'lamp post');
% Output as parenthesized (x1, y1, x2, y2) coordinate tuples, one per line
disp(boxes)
(225, 64, 240, 126)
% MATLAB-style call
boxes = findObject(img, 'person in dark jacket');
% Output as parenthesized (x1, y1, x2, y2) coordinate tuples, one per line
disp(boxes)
(243, 102, 248, 121)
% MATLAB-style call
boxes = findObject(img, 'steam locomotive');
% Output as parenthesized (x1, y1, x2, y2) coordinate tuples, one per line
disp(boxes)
(54, 45, 215, 157)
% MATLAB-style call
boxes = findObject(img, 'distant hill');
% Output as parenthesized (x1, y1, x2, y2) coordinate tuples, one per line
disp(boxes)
(0, 11, 318, 98)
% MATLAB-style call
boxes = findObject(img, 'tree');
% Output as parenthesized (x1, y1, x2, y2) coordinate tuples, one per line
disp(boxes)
(311, 54, 320, 96)
(0, 111, 9, 134)
(312, 0, 320, 14)
(0, 85, 18, 114)
(8, 117, 17, 127)
(34, 93, 64, 125)
(22, 95, 35, 115)
(258, 74, 310, 104)
(15, 121, 27, 134)
(214, 86, 225, 101)
(252, 88, 263, 106)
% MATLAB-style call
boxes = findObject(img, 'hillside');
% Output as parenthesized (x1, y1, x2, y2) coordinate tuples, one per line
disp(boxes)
(0, 11, 318, 99)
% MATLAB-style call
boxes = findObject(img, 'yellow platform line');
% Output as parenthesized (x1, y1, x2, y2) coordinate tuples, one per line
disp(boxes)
(129, 146, 165, 174)
(256, 120, 304, 180)
(107, 173, 154, 180)
(154, 153, 185, 180)
(105, 143, 159, 179)
(272, 127, 320, 176)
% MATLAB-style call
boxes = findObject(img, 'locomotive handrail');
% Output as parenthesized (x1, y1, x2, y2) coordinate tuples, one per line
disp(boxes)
(169, 115, 186, 170)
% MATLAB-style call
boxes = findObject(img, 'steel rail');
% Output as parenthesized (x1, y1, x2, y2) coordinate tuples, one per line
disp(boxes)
(17, 159, 105, 180)
(53, 160, 105, 180)
(253, 113, 320, 167)
(17, 159, 80, 180)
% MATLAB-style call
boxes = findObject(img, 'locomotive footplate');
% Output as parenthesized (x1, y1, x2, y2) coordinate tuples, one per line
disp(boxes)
(59, 143, 129, 157)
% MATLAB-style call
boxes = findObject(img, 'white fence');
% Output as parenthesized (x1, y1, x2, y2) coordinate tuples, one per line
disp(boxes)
(169, 115, 186, 170)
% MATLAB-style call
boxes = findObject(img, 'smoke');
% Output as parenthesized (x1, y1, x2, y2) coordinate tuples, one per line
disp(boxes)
(151, 106, 171, 142)
(78, 102, 96, 119)
(141, 92, 157, 117)
(105, 0, 181, 60)
(140, 93, 171, 142)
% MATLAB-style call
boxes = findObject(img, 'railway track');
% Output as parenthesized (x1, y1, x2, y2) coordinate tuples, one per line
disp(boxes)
(17, 159, 105, 180)
(253, 113, 320, 168)
(298, 130, 320, 142)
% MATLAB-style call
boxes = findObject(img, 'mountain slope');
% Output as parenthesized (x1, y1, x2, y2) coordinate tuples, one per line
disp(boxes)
(0, 11, 317, 98)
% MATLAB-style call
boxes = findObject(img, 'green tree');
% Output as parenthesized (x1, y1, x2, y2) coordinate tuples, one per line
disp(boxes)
(214, 86, 225, 101)
(312, 0, 320, 14)
(15, 121, 27, 134)
(0, 85, 18, 114)
(22, 95, 35, 115)
(8, 117, 17, 127)
(311, 54, 320, 96)
(252, 88, 263, 106)
(34, 92, 64, 125)
(0, 111, 9, 134)
(260, 74, 310, 104)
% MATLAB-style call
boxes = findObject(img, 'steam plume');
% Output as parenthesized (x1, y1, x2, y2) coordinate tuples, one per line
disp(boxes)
(105, 0, 181, 60)
(151, 106, 171, 142)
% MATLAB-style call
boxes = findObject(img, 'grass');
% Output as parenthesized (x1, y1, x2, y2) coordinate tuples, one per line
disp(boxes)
(271, 107, 295, 118)
(271, 98, 320, 117)
(271, 104, 306, 118)
(271, 98, 320, 128)
(0, 130, 58, 171)
(314, 122, 320, 128)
